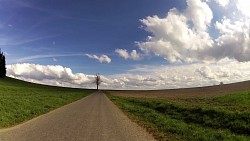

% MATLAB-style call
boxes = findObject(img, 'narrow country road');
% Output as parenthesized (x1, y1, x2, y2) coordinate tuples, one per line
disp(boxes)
(0, 91, 155, 141)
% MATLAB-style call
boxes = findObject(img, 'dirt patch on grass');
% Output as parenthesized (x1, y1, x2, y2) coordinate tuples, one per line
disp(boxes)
(107, 80, 250, 99)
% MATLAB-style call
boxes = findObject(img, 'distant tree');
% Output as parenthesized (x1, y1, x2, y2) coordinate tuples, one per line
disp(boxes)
(0, 49, 6, 78)
(220, 81, 223, 85)
(95, 73, 101, 90)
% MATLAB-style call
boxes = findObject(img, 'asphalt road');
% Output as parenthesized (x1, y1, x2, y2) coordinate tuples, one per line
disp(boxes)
(0, 91, 155, 141)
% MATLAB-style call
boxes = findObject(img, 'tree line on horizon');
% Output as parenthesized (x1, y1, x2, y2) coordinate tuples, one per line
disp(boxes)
(0, 49, 6, 78)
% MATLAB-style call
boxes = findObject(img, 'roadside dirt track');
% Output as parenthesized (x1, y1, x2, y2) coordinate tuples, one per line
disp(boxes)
(0, 91, 155, 141)
(108, 81, 250, 99)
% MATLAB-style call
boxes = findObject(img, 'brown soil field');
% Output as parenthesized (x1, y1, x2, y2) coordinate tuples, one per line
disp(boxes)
(107, 80, 250, 99)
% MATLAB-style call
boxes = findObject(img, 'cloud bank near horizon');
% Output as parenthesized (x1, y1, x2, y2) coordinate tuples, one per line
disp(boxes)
(6, 62, 250, 90)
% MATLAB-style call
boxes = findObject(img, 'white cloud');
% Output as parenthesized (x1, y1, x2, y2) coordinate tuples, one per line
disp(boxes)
(115, 49, 142, 61)
(115, 49, 129, 59)
(114, 59, 250, 89)
(137, 0, 214, 63)
(130, 50, 141, 61)
(6, 61, 250, 90)
(186, 0, 213, 31)
(86, 54, 111, 63)
(236, 0, 250, 17)
(215, 0, 229, 7)
(196, 66, 217, 79)
(137, 0, 250, 63)
(210, 18, 250, 61)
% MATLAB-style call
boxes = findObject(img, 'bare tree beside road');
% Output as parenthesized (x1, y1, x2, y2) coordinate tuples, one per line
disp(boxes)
(95, 73, 101, 90)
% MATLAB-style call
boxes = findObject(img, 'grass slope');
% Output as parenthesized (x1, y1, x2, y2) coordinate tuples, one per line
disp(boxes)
(107, 91, 250, 141)
(0, 77, 94, 128)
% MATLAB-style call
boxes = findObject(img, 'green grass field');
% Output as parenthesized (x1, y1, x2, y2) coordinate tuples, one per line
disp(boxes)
(107, 91, 250, 141)
(0, 77, 94, 128)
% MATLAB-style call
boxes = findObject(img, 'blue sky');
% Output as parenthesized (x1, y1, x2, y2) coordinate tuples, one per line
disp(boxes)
(2, 0, 185, 74)
(3, 0, 250, 89)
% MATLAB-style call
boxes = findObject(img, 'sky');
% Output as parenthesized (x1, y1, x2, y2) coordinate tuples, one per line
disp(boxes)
(2, 0, 250, 89)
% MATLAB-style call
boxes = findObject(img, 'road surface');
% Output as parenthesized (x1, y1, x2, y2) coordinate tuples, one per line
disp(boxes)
(0, 91, 155, 141)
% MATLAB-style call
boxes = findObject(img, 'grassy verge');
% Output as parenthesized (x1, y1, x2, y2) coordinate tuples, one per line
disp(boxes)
(106, 91, 250, 141)
(0, 77, 94, 128)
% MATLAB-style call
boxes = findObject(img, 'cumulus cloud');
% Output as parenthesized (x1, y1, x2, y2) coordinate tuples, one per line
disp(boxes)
(115, 49, 129, 59)
(186, 0, 213, 31)
(236, 0, 250, 17)
(209, 18, 250, 61)
(86, 54, 111, 63)
(115, 49, 142, 61)
(137, 0, 214, 63)
(136, 0, 250, 63)
(196, 66, 217, 79)
(6, 61, 250, 90)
